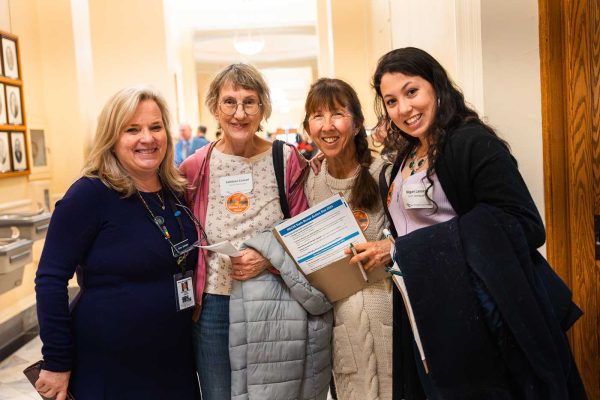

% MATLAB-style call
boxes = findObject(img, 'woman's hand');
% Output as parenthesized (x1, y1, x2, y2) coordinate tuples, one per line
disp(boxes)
(309, 152, 325, 175)
(230, 248, 272, 281)
(344, 240, 392, 272)
(35, 369, 70, 400)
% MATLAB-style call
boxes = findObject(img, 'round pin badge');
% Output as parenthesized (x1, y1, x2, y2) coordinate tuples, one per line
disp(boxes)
(226, 192, 250, 214)
(352, 209, 370, 231)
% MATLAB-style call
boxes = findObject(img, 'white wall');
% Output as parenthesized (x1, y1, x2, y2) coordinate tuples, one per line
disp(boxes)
(390, 0, 484, 114)
(480, 0, 545, 229)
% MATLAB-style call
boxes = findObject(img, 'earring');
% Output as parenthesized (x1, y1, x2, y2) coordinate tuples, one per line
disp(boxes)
(437, 98, 440, 107)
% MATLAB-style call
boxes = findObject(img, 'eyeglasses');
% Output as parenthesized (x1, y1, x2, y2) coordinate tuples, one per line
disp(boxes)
(219, 100, 262, 116)
(308, 112, 351, 126)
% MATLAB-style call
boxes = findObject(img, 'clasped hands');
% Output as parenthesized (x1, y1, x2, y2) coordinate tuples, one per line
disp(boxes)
(230, 248, 271, 281)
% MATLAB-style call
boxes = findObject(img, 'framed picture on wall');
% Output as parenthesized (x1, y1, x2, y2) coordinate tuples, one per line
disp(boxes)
(30, 129, 47, 167)
(0, 83, 6, 124)
(10, 131, 26, 170)
(2, 37, 19, 79)
(0, 131, 10, 172)
(6, 85, 22, 125)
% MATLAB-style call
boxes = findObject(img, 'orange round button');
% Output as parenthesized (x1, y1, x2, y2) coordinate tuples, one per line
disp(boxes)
(353, 209, 369, 231)
(226, 192, 250, 213)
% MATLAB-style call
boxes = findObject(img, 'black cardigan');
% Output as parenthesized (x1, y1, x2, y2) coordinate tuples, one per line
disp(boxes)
(387, 123, 585, 399)
(389, 123, 545, 246)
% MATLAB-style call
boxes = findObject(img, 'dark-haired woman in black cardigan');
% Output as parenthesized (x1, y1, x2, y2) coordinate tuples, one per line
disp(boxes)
(348, 47, 586, 400)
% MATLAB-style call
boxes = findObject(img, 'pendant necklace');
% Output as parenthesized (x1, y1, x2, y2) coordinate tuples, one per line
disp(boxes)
(408, 149, 428, 176)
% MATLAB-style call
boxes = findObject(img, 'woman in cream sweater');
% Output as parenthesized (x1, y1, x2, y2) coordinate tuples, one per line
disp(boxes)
(303, 78, 393, 400)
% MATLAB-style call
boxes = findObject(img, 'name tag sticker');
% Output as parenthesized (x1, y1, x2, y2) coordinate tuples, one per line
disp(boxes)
(220, 174, 253, 196)
(402, 183, 434, 209)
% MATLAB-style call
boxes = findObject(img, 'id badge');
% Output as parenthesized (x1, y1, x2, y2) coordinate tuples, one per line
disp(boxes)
(174, 270, 195, 311)
(171, 238, 192, 257)
(220, 173, 253, 196)
(402, 183, 434, 209)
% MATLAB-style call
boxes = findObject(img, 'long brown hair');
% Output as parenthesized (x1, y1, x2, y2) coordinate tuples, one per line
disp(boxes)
(372, 47, 503, 165)
(303, 78, 379, 211)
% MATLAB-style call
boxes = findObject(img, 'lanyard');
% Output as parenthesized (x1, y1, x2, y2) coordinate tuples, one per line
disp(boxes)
(136, 189, 190, 271)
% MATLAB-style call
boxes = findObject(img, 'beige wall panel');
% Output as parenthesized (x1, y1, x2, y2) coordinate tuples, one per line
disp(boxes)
(0, 0, 9, 29)
(324, 0, 388, 127)
(36, 0, 87, 194)
(88, 0, 175, 120)
(196, 69, 219, 140)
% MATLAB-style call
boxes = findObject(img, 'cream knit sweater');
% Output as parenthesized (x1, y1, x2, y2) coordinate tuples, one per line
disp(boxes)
(305, 158, 393, 400)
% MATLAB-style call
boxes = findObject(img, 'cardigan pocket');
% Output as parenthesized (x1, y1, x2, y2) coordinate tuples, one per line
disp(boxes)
(380, 322, 393, 376)
(332, 324, 358, 374)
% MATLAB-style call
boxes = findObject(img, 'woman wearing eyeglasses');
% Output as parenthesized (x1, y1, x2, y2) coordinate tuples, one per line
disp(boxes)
(34, 86, 201, 399)
(180, 63, 333, 400)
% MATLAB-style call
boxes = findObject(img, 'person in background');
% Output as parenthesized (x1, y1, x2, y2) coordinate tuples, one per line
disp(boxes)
(175, 123, 193, 166)
(303, 77, 393, 400)
(191, 125, 210, 153)
(34, 85, 201, 400)
(351, 47, 586, 399)
(180, 63, 332, 400)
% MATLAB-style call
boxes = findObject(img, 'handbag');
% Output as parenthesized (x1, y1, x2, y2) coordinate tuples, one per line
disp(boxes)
(23, 359, 76, 399)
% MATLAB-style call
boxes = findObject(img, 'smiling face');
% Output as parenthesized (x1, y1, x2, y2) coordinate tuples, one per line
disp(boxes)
(113, 99, 167, 183)
(380, 72, 437, 143)
(307, 105, 357, 162)
(215, 82, 263, 145)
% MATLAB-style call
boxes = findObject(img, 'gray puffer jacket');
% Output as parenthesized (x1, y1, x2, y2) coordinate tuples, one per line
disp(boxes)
(230, 230, 333, 400)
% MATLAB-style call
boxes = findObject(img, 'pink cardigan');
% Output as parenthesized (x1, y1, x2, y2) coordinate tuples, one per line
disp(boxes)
(179, 141, 309, 314)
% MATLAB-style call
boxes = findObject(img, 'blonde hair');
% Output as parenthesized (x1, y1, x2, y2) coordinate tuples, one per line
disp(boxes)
(205, 63, 272, 131)
(82, 85, 186, 196)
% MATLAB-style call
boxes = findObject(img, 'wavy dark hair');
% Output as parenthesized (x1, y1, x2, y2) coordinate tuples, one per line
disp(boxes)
(303, 78, 379, 211)
(372, 47, 502, 166)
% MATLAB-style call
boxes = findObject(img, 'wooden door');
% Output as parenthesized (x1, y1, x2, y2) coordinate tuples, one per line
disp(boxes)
(538, 0, 599, 397)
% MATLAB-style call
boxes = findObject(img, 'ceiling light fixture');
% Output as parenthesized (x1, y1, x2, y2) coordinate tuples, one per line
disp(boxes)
(233, 31, 265, 56)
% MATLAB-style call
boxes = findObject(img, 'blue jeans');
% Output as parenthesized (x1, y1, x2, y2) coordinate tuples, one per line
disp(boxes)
(193, 293, 231, 400)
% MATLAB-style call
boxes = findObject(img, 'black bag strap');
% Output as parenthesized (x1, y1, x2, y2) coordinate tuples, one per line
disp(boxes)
(272, 140, 291, 219)
(379, 162, 398, 237)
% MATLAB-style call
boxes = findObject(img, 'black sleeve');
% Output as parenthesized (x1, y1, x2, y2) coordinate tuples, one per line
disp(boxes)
(458, 129, 546, 249)
(35, 178, 103, 372)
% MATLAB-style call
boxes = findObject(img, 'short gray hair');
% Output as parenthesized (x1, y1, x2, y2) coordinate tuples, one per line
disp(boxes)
(205, 63, 272, 128)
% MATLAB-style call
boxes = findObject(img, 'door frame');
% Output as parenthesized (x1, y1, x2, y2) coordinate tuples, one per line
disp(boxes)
(538, 0, 599, 397)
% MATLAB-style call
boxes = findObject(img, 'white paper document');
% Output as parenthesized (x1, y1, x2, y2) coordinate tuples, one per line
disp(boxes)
(274, 193, 366, 275)
(197, 240, 242, 257)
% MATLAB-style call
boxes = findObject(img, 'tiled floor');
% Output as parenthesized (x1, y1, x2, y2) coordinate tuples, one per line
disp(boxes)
(0, 336, 42, 400)
(0, 336, 336, 399)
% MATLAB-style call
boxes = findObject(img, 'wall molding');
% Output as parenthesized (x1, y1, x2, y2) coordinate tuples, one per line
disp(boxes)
(0, 199, 32, 213)
(454, 0, 484, 115)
